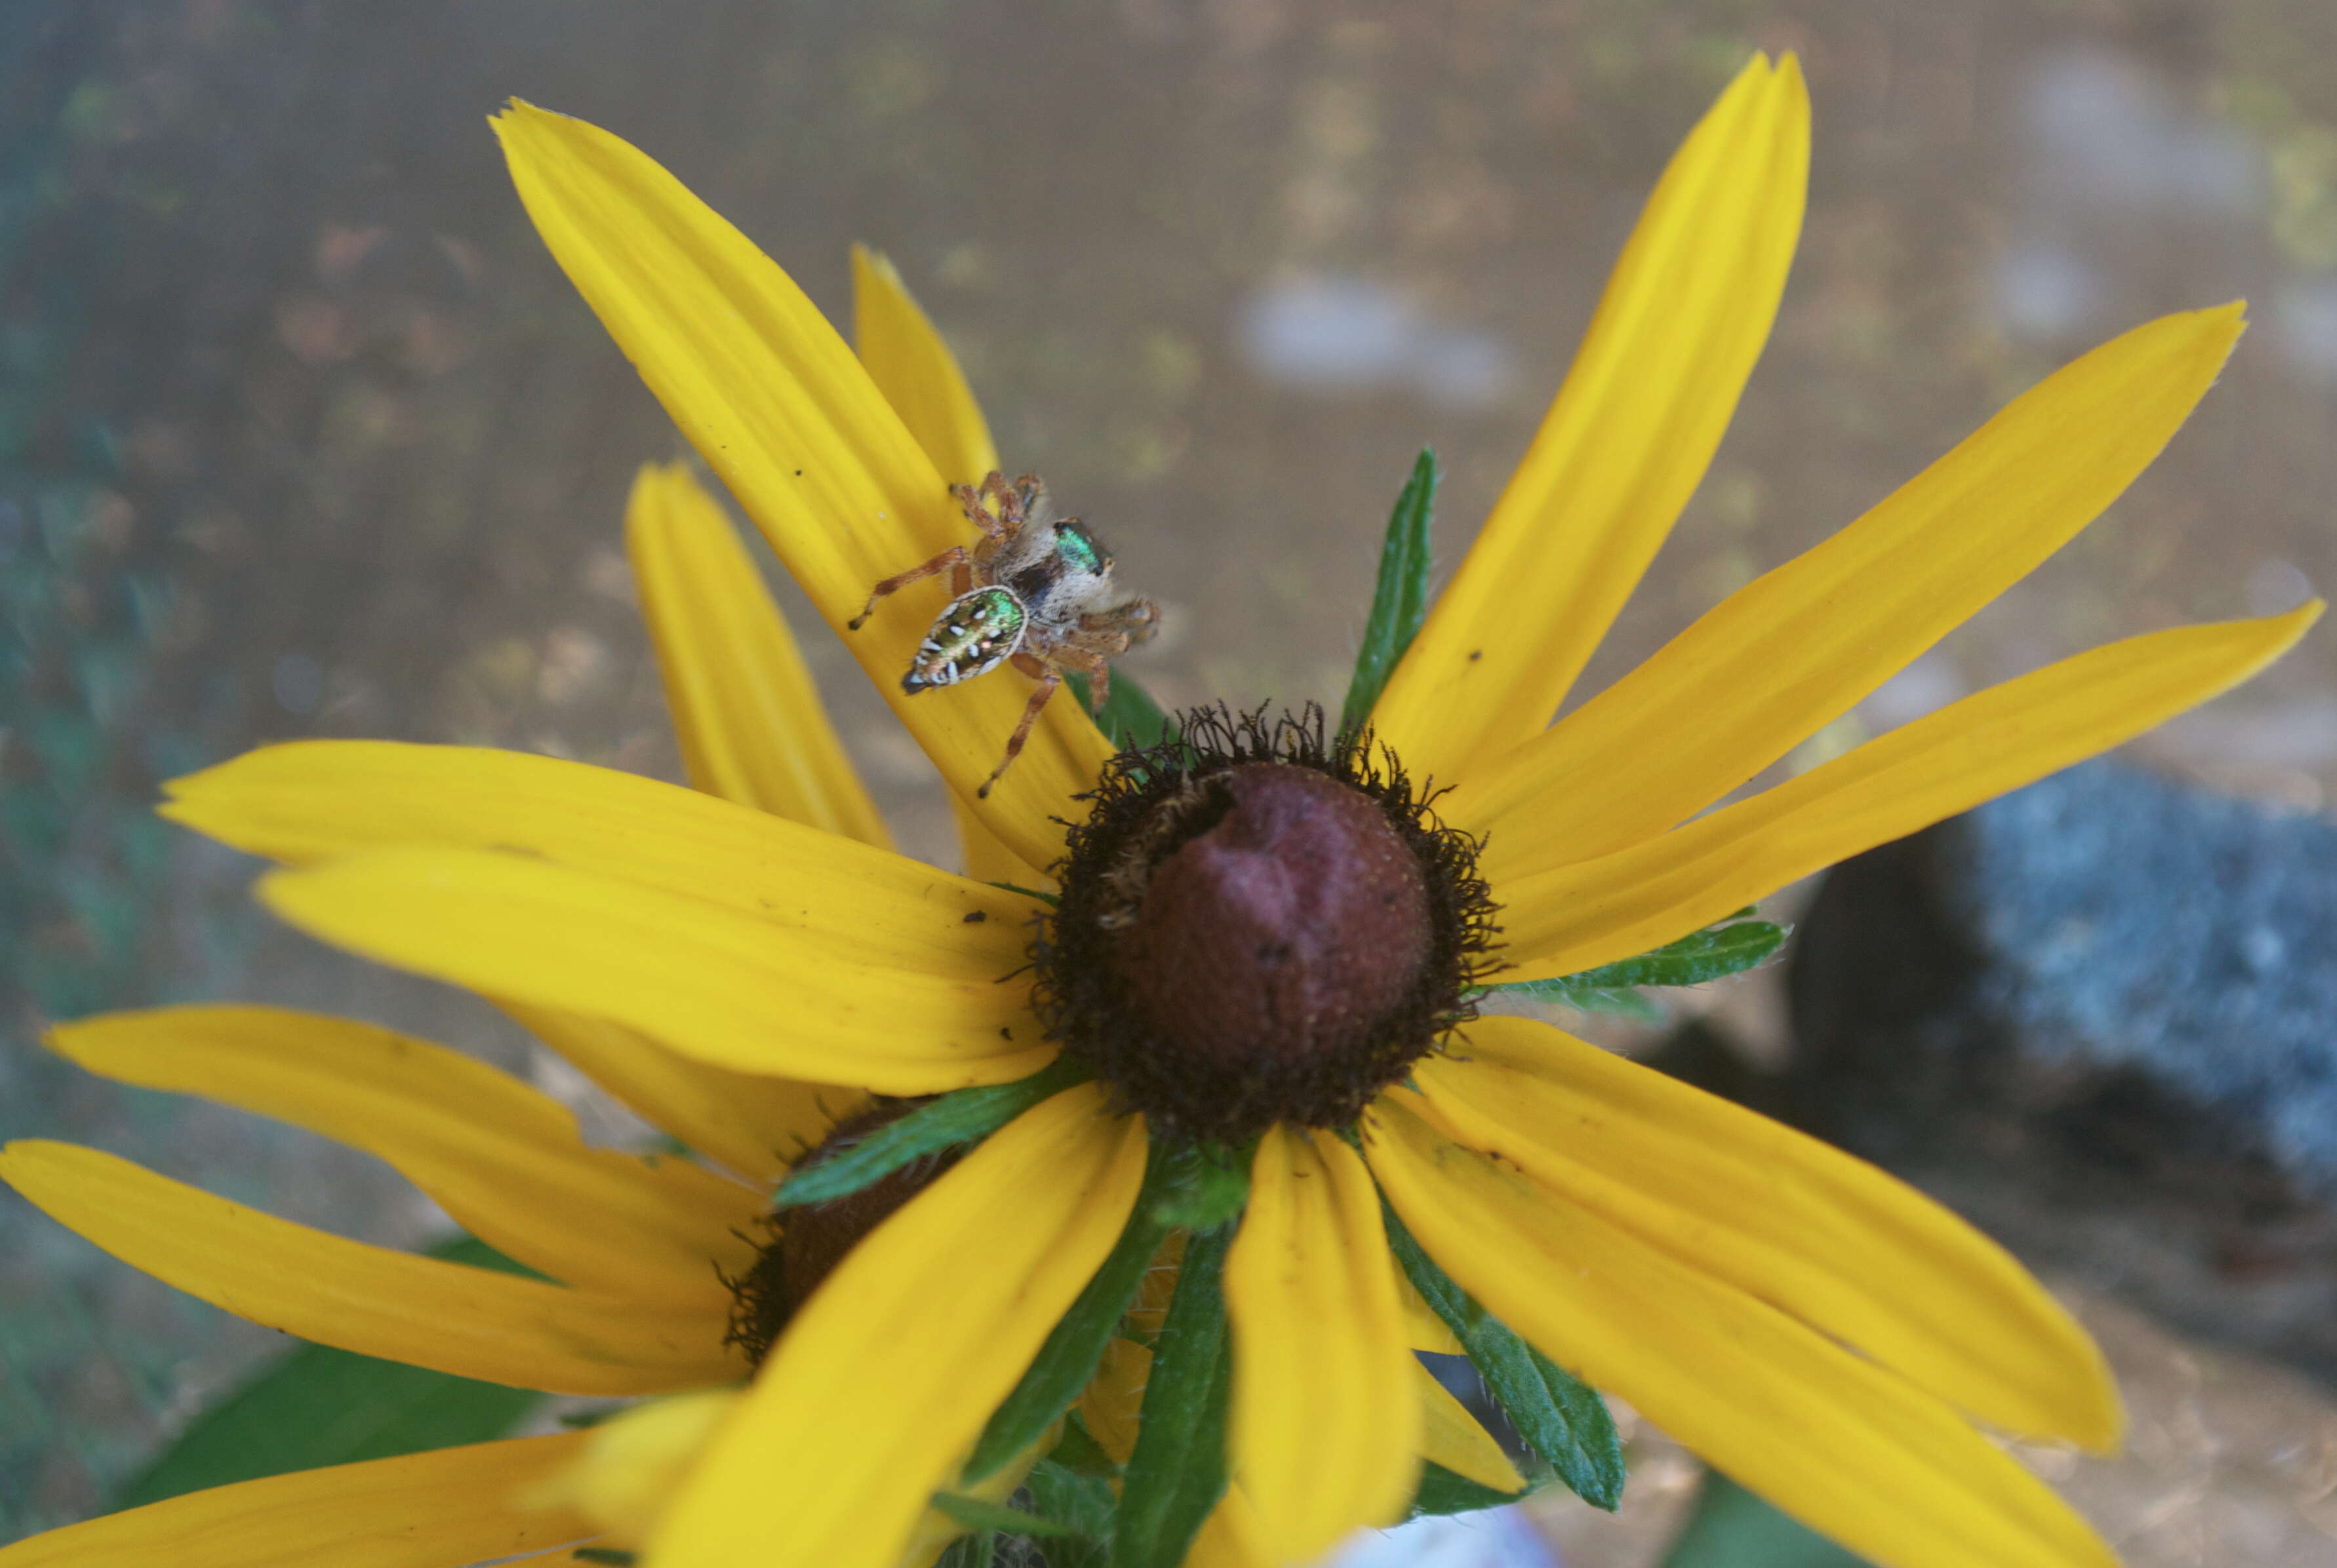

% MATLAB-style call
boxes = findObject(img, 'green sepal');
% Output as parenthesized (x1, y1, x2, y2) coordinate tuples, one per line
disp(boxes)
(987, 880, 1060, 908)
(1340, 448, 1440, 738)
(772, 1056, 1090, 1210)
(1146, 1141, 1250, 1232)
(1658, 1469, 1872, 1567)
(1485, 918, 1788, 1019)
(1043, 1411, 1123, 1479)
(1025, 1454, 1120, 1567)
(932, 1491, 1083, 1538)
(1109, 1224, 1235, 1568)
(936, 1532, 995, 1568)
(963, 1143, 1184, 1481)
(113, 1235, 543, 1510)
(1384, 1205, 1625, 1512)
(1068, 670, 1172, 752)
(1410, 1460, 1529, 1518)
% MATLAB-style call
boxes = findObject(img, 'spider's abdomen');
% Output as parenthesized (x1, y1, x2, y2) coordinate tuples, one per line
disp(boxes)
(902, 586, 1027, 694)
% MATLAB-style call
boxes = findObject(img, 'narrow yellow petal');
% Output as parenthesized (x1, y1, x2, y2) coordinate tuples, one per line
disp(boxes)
(508, 1002, 862, 1183)
(1420, 1019, 2117, 1448)
(259, 848, 1054, 1094)
(1372, 54, 1808, 777)
(1458, 304, 2256, 876)
(1397, 1261, 1464, 1355)
(1182, 1485, 1273, 1568)
(953, 794, 1052, 888)
(852, 245, 1001, 488)
(0, 1142, 738, 1395)
(491, 104, 1107, 863)
(530, 1389, 742, 1548)
(49, 1006, 761, 1310)
(1414, 1358, 1527, 1495)
(627, 461, 892, 846)
(1079, 1336, 1150, 1467)
(1225, 1128, 1422, 1562)
(1367, 1103, 2114, 1568)
(0, 1433, 592, 1568)
(1496, 603, 2319, 979)
(648, 1087, 1148, 1568)
(162, 740, 1029, 977)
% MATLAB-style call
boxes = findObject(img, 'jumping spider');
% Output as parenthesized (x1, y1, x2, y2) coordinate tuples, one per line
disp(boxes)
(849, 471, 1161, 796)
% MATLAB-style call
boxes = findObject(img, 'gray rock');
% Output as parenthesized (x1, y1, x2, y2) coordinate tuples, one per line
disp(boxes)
(1782, 760, 2337, 1384)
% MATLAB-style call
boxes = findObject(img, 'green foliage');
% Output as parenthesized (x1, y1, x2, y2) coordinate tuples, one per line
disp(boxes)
(1110, 1225, 1235, 1568)
(1658, 1470, 1872, 1567)
(772, 1057, 1090, 1209)
(1410, 1460, 1528, 1518)
(1340, 449, 1440, 737)
(1068, 670, 1172, 752)
(1025, 1453, 1118, 1568)
(931, 1492, 1082, 1537)
(1487, 918, 1787, 1019)
(111, 1236, 542, 1509)
(1384, 1207, 1625, 1512)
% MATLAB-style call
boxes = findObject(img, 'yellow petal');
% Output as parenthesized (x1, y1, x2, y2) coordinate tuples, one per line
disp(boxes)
(627, 461, 892, 847)
(1458, 304, 2256, 878)
(1414, 1358, 1527, 1495)
(530, 1388, 742, 1548)
(0, 1141, 738, 1395)
(0, 1432, 593, 1568)
(260, 848, 1054, 1094)
(162, 739, 1029, 977)
(848, 245, 1047, 892)
(852, 244, 1000, 488)
(1079, 1335, 1151, 1467)
(1224, 1128, 1422, 1562)
(491, 103, 1108, 863)
(507, 1002, 862, 1183)
(647, 1086, 1148, 1568)
(1372, 54, 1808, 778)
(1183, 1484, 1273, 1568)
(1366, 1102, 2113, 1568)
(1496, 603, 2320, 979)
(1397, 1260, 1464, 1356)
(1419, 1018, 2116, 1448)
(49, 1006, 760, 1310)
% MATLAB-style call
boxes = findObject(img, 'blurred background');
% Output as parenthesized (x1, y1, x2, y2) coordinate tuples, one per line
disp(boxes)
(5, 0, 2337, 1561)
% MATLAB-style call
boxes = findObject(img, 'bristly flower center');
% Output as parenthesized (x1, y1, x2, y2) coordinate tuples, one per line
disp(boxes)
(1033, 706, 1500, 1145)
(722, 1098, 957, 1367)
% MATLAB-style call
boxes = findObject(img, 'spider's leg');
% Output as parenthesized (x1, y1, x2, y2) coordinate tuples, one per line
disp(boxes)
(1079, 596, 1163, 644)
(1066, 646, 1111, 714)
(978, 664, 1062, 798)
(847, 544, 971, 630)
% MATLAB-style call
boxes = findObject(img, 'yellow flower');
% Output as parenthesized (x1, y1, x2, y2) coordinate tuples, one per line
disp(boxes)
(5, 47, 2318, 1568)
(0, 374, 1519, 1568)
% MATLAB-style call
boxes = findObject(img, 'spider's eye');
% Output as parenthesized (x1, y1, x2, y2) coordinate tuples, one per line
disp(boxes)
(1052, 520, 1108, 576)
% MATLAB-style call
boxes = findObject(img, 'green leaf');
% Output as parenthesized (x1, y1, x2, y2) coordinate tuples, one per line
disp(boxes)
(1110, 1224, 1235, 1568)
(1410, 1460, 1528, 1518)
(1146, 1141, 1250, 1232)
(1043, 1411, 1122, 1479)
(1658, 1470, 1872, 1567)
(1341, 448, 1440, 738)
(936, 1531, 996, 1568)
(1495, 981, 1666, 1021)
(1553, 920, 1788, 989)
(1026, 1455, 1119, 1567)
(932, 1491, 1083, 1538)
(1068, 671, 1172, 752)
(964, 1144, 1184, 1481)
(774, 1056, 1090, 1209)
(1384, 1206, 1625, 1512)
(112, 1236, 544, 1509)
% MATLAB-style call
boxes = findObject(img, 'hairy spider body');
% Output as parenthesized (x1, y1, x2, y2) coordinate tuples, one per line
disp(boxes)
(850, 471, 1160, 796)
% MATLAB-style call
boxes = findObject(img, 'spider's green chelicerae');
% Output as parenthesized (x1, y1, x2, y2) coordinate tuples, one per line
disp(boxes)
(849, 470, 1161, 795)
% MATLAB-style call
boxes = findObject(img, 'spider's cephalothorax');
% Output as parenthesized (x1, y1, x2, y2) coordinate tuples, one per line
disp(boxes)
(849, 471, 1160, 796)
